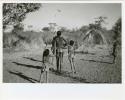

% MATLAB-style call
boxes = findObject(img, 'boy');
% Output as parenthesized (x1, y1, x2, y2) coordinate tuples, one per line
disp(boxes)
(51, 31, 67, 72)
(68, 40, 76, 74)
(39, 49, 50, 83)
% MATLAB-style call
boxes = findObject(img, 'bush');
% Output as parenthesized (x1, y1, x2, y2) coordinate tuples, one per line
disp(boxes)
(3, 31, 45, 51)
(42, 31, 53, 46)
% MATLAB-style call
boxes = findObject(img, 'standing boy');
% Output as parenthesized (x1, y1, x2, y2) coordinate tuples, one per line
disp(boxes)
(68, 40, 76, 73)
(52, 31, 67, 72)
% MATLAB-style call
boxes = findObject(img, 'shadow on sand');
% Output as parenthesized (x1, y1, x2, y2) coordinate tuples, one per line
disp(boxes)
(12, 62, 44, 70)
(8, 70, 39, 83)
(23, 57, 42, 62)
(12, 62, 88, 83)
(49, 68, 89, 83)
(80, 59, 113, 64)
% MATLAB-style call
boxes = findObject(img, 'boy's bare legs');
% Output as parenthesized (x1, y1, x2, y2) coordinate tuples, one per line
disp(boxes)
(51, 56, 54, 65)
(72, 58, 76, 73)
(59, 52, 63, 72)
(45, 71, 47, 83)
(56, 52, 62, 73)
(40, 62, 47, 83)
(56, 56, 59, 72)
(68, 56, 74, 73)
(59, 54, 61, 72)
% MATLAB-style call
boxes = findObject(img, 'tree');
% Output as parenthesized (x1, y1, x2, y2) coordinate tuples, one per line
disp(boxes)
(48, 23, 57, 32)
(89, 16, 107, 30)
(3, 3, 41, 30)
(12, 23, 24, 34)
(94, 16, 107, 29)
(42, 27, 50, 32)
(111, 18, 121, 62)
(112, 18, 121, 43)
(59, 26, 70, 32)
(79, 25, 89, 37)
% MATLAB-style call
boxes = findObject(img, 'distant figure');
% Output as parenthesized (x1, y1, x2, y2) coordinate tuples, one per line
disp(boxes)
(51, 31, 67, 72)
(68, 40, 76, 73)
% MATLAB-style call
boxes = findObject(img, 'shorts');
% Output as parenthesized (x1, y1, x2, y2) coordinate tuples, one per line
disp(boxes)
(56, 49, 64, 57)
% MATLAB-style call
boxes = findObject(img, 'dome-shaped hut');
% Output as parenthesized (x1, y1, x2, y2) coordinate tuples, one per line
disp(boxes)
(83, 29, 107, 47)
(77, 29, 111, 56)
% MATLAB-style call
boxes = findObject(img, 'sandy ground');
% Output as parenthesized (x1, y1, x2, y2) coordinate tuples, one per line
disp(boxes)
(3, 49, 121, 83)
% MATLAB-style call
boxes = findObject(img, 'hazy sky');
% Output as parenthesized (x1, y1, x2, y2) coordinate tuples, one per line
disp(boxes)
(23, 3, 121, 31)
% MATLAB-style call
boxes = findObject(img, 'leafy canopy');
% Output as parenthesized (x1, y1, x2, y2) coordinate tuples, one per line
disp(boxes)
(3, 3, 41, 30)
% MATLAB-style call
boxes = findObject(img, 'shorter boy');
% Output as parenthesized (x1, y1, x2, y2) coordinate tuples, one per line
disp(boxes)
(68, 40, 76, 73)
(40, 49, 51, 83)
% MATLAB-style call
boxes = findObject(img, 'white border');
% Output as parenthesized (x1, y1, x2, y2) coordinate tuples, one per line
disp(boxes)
(0, 0, 125, 100)
(0, 0, 124, 3)
(0, 1, 2, 83)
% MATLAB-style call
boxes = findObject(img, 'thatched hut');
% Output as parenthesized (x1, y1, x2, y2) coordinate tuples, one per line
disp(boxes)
(82, 29, 108, 47)
(77, 29, 112, 56)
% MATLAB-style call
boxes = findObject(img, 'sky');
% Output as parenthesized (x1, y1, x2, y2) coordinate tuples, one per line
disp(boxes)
(23, 3, 121, 31)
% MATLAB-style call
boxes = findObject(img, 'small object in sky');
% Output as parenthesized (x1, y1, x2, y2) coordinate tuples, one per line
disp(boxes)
(57, 9, 61, 12)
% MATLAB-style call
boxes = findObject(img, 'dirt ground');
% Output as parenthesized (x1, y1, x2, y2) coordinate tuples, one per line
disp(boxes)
(3, 48, 121, 83)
